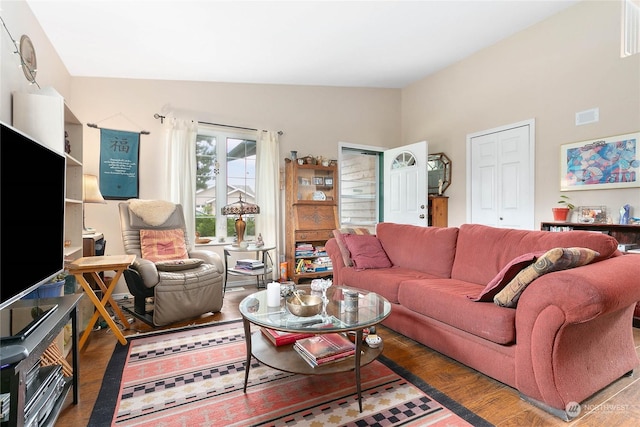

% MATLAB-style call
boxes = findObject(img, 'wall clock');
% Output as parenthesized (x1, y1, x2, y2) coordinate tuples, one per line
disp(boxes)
(19, 35, 37, 83)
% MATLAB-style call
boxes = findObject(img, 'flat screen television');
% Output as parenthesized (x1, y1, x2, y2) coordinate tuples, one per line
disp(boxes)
(0, 120, 66, 341)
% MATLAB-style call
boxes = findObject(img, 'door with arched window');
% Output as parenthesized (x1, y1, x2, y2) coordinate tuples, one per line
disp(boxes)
(383, 141, 428, 226)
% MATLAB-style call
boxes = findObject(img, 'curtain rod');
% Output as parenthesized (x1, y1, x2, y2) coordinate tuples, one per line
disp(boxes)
(153, 113, 282, 135)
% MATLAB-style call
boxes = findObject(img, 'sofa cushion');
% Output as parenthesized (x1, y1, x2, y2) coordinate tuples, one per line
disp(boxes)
(343, 234, 392, 270)
(339, 266, 441, 304)
(398, 278, 516, 345)
(332, 227, 371, 267)
(451, 223, 619, 285)
(140, 228, 189, 262)
(494, 247, 600, 308)
(470, 251, 545, 302)
(376, 223, 459, 278)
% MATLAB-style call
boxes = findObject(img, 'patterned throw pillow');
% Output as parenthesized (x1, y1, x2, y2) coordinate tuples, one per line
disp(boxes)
(342, 234, 392, 270)
(140, 229, 189, 262)
(470, 251, 545, 302)
(332, 227, 371, 267)
(494, 247, 599, 308)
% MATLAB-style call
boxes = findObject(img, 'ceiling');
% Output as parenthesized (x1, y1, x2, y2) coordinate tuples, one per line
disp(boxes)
(26, 1, 579, 89)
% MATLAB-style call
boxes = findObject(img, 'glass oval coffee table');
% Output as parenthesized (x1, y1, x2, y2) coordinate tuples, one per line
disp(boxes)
(239, 285, 391, 412)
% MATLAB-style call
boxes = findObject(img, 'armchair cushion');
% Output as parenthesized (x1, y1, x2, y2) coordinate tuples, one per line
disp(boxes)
(139, 228, 189, 262)
(155, 258, 204, 271)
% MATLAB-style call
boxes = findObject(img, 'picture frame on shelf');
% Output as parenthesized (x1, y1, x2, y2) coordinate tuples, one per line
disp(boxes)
(324, 177, 333, 186)
(577, 206, 608, 224)
(560, 132, 640, 191)
(312, 177, 324, 185)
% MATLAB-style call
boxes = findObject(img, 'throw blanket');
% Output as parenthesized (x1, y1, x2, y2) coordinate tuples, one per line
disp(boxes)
(129, 199, 176, 226)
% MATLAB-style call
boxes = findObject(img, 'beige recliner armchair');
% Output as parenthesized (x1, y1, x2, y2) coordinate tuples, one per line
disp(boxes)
(118, 200, 224, 326)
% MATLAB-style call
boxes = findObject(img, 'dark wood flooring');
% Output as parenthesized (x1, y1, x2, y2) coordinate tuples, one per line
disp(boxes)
(56, 287, 640, 426)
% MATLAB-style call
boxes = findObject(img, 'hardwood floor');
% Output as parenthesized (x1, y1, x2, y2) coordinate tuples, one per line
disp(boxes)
(56, 287, 640, 426)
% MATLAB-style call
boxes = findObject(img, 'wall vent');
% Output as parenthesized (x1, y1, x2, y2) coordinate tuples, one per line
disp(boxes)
(575, 108, 599, 126)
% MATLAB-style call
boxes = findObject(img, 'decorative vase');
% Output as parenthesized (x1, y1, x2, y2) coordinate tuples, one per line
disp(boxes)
(552, 207, 570, 222)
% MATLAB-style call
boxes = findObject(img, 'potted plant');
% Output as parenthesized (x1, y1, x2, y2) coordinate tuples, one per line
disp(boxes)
(552, 195, 574, 221)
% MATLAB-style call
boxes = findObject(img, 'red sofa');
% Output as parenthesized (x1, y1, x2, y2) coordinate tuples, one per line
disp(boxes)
(326, 222, 640, 420)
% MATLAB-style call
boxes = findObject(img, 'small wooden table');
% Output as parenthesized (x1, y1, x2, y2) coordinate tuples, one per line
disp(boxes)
(67, 254, 135, 349)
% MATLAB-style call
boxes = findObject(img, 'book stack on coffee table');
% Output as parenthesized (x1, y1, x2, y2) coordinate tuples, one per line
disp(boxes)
(260, 327, 315, 346)
(293, 333, 356, 367)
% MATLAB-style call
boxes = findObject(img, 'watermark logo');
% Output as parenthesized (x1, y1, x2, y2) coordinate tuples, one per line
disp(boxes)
(566, 402, 581, 418)
(566, 401, 631, 418)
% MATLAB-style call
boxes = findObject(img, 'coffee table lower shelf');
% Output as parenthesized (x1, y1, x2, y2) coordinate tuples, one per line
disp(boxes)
(250, 330, 382, 374)
(244, 329, 383, 411)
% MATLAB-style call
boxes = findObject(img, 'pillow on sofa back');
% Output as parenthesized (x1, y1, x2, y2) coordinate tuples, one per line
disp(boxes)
(494, 247, 599, 308)
(342, 234, 392, 270)
(376, 222, 459, 278)
(469, 251, 546, 302)
(140, 229, 189, 262)
(332, 227, 371, 267)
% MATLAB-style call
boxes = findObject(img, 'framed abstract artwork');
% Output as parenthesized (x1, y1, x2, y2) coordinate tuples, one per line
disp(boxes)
(560, 132, 639, 191)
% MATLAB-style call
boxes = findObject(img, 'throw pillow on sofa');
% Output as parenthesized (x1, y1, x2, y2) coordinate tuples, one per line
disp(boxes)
(332, 227, 371, 267)
(342, 234, 392, 270)
(470, 251, 546, 302)
(494, 247, 600, 308)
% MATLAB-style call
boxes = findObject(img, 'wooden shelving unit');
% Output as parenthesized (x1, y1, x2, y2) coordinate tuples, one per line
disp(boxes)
(285, 159, 339, 283)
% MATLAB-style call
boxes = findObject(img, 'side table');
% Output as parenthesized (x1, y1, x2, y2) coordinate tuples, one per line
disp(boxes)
(223, 245, 275, 291)
(67, 254, 135, 349)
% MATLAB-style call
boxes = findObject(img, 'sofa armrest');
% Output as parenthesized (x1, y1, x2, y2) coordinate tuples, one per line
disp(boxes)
(326, 238, 346, 285)
(515, 254, 640, 410)
(189, 249, 224, 274)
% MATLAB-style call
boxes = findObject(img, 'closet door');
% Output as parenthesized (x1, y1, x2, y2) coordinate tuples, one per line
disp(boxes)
(467, 120, 534, 229)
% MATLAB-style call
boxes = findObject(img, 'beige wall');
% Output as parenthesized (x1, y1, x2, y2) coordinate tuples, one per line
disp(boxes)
(402, 0, 640, 227)
(71, 78, 400, 263)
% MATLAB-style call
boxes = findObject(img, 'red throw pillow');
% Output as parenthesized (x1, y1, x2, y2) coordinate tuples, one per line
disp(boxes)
(140, 229, 189, 262)
(332, 227, 371, 267)
(469, 251, 545, 302)
(342, 234, 392, 270)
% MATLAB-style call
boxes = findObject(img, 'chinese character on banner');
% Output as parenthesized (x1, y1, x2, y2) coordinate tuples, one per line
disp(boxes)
(99, 128, 140, 199)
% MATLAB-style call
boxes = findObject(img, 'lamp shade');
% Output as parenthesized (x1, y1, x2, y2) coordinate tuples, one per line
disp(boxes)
(83, 174, 106, 204)
(221, 194, 259, 216)
(221, 194, 259, 246)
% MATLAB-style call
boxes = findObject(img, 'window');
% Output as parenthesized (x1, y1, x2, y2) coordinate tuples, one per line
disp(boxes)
(195, 126, 257, 241)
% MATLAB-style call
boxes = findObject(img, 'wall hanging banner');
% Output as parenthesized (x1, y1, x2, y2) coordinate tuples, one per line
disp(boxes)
(99, 128, 140, 199)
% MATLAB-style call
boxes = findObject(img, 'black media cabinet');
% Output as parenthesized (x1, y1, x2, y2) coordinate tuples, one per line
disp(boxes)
(0, 294, 81, 426)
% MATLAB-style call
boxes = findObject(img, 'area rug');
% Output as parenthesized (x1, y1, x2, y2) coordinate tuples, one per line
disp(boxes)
(89, 320, 493, 426)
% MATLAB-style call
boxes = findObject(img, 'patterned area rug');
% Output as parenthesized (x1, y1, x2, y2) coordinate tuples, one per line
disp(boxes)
(89, 320, 493, 426)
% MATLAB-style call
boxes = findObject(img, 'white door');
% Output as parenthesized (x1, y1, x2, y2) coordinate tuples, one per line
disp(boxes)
(467, 120, 534, 229)
(383, 141, 428, 226)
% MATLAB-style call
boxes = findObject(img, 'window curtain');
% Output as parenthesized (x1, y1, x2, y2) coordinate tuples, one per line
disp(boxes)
(255, 130, 281, 280)
(163, 117, 198, 247)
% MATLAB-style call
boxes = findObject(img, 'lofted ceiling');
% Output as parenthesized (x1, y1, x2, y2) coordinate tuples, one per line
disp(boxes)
(26, 0, 579, 89)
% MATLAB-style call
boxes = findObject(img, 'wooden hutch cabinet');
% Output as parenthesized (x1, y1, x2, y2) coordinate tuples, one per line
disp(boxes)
(285, 159, 339, 283)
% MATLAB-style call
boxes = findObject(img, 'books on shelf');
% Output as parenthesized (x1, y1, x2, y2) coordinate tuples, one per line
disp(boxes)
(260, 327, 315, 346)
(235, 259, 264, 270)
(293, 333, 355, 367)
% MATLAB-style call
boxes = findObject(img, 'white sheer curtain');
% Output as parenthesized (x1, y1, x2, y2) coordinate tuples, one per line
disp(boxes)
(163, 117, 198, 246)
(255, 130, 281, 280)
